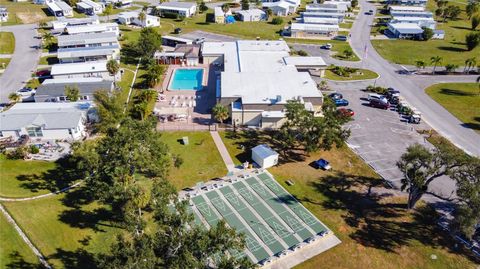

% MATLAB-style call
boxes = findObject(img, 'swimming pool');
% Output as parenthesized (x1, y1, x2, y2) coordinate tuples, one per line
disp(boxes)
(169, 69, 204, 91)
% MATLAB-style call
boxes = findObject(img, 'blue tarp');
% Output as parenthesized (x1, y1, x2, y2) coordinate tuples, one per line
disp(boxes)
(226, 15, 235, 24)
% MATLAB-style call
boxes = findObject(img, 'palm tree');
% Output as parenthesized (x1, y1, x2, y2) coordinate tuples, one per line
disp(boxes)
(464, 57, 476, 74)
(8, 92, 21, 103)
(42, 32, 54, 49)
(212, 103, 229, 124)
(221, 3, 230, 16)
(430, 56, 442, 74)
(414, 60, 426, 70)
(106, 59, 120, 87)
(138, 11, 146, 24)
(103, 4, 113, 21)
(144, 64, 165, 88)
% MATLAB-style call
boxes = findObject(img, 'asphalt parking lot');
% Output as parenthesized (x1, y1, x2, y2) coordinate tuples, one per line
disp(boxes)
(325, 81, 456, 196)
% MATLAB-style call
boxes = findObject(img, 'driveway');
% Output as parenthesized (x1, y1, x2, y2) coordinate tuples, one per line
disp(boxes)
(324, 81, 457, 200)
(0, 24, 41, 103)
(348, 0, 480, 157)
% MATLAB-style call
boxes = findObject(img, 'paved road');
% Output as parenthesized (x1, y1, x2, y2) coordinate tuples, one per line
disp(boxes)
(347, 0, 480, 157)
(0, 24, 41, 103)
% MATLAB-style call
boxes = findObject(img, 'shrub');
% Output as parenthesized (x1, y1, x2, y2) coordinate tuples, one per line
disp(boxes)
(296, 50, 308, 56)
(465, 32, 480, 51)
(422, 27, 434, 41)
(366, 85, 388, 94)
(29, 145, 40, 154)
(271, 17, 284, 25)
(6, 147, 28, 160)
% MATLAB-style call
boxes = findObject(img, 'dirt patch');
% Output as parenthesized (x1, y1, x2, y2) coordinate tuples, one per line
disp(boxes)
(16, 12, 46, 24)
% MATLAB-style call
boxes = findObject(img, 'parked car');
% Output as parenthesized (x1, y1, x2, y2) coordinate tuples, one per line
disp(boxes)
(366, 10, 374, 15)
(314, 158, 331, 170)
(328, 92, 343, 100)
(334, 98, 349, 107)
(194, 37, 205, 44)
(369, 98, 390, 109)
(337, 108, 354, 117)
(334, 35, 347, 41)
(16, 87, 36, 97)
(322, 43, 332, 50)
(174, 28, 182, 34)
(368, 93, 388, 103)
(36, 69, 51, 77)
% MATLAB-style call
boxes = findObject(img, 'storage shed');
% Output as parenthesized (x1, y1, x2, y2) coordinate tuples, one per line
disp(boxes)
(251, 144, 279, 168)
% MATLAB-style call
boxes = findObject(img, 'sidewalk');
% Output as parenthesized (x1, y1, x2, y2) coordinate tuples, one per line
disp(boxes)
(210, 131, 236, 172)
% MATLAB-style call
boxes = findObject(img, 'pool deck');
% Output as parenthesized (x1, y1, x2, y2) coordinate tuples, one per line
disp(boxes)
(156, 64, 217, 131)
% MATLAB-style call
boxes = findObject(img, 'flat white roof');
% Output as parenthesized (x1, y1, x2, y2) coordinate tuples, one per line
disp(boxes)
(157, 2, 195, 11)
(56, 1, 73, 11)
(51, 61, 108, 75)
(389, 5, 425, 11)
(392, 16, 435, 22)
(252, 144, 278, 158)
(66, 22, 118, 34)
(202, 41, 239, 72)
(283, 56, 327, 67)
(77, 2, 91, 9)
(291, 22, 339, 31)
(389, 22, 423, 29)
(236, 8, 266, 16)
(47, 2, 62, 12)
(390, 11, 432, 16)
(118, 11, 139, 18)
(82, 0, 102, 8)
(42, 77, 104, 84)
(221, 71, 319, 104)
(302, 16, 339, 24)
(302, 11, 345, 17)
(262, 1, 294, 9)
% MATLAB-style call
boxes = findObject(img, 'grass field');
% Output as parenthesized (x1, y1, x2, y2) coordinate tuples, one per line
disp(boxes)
(38, 56, 58, 65)
(0, 154, 57, 198)
(0, 32, 15, 54)
(160, 131, 227, 190)
(220, 130, 478, 269)
(371, 0, 480, 66)
(324, 68, 379, 81)
(3, 193, 120, 268)
(0, 1, 53, 25)
(425, 83, 480, 133)
(0, 213, 40, 268)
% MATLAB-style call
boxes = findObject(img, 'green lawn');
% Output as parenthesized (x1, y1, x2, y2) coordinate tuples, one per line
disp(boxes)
(26, 78, 41, 89)
(324, 68, 379, 81)
(425, 83, 480, 133)
(0, 213, 40, 268)
(160, 131, 227, 190)
(3, 193, 120, 268)
(0, 32, 15, 54)
(286, 38, 360, 61)
(220, 130, 477, 269)
(371, 0, 480, 66)
(0, 1, 53, 25)
(0, 155, 57, 198)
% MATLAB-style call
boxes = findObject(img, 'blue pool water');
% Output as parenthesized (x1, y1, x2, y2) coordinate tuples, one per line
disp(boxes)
(169, 69, 204, 90)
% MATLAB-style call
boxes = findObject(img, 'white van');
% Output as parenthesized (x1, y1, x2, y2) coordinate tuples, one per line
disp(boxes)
(368, 93, 387, 103)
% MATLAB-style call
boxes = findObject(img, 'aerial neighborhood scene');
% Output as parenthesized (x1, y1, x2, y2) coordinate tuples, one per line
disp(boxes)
(0, 0, 479, 267)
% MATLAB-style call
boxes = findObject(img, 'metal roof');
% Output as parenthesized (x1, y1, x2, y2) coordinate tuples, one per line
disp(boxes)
(252, 145, 278, 159)
(58, 32, 118, 47)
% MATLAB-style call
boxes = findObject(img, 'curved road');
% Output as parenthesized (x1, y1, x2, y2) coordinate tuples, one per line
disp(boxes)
(0, 24, 41, 103)
(349, 0, 480, 157)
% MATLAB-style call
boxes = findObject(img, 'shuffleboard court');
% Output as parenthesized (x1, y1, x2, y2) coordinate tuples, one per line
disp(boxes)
(225, 182, 301, 247)
(244, 177, 313, 240)
(196, 193, 270, 262)
(256, 173, 328, 234)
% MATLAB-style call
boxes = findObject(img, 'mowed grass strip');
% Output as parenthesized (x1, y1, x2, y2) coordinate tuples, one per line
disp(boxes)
(0, 213, 40, 268)
(0, 32, 15, 54)
(324, 68, 379, 81)
(425, 83, 480, 133)
(0, 155, 56, 198)
(160, 131, 227, 189)
(0, 1, 52, 25)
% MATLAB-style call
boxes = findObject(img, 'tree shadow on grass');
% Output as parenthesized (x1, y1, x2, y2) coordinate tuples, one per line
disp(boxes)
(308, 172, 480, 261)
(15, 156, 81, 194)
(439, 88, 477, 96)
(437, 46, 467, 52)
(48, 248, 97, 269)
(5, 251, 43, 269)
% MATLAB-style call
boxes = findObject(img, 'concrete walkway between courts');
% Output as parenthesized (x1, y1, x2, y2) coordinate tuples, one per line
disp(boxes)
(210, 131, 236, 172)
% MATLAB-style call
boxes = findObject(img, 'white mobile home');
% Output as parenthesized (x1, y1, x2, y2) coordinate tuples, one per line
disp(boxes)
(157, 2, 197, 18)
(387, 0, 428, 6)
(77, 0, 104, 15)
(391, 16, 435, 29)
(389, 5, 425, 13)
(0, 102, 93, 141)
(306, 4, 346, 13)
(388, 22, 424, 39)
(262, 1, 297, 16)
(66, 22, 120, 35)
(302, 16, 339, 25)
(52, 17, 99, 30)
(50, 61, 119, 80)
(236, 9, 267, 22)
(302, 11, 345, 23)
(290, 22, 339, 38)
(49, 1, 73, 18)
(390, 11, 433, 18)
(0, 6, 7, 22)
(252, 144, 279, 168)
(117, 11, 161, 27)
